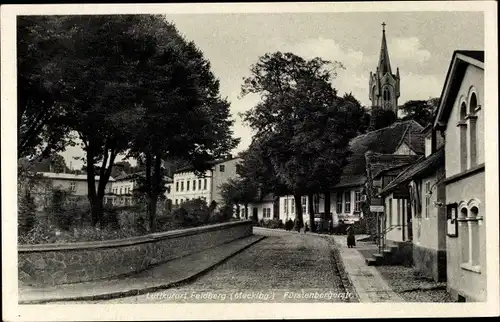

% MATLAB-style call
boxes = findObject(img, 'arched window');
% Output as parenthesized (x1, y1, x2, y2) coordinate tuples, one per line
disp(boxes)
(469, 205, 480, 266)
(459, 102, 468, 172)
(468, 93, 478, 167)
(459, 207, 469, 264)
(469, 92, 477, 114)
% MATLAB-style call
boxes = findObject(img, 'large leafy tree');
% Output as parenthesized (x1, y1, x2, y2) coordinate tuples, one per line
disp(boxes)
(240, 52, 356, 231)
(47, 15, 149, 226)
(220, 177, 258, 219)
(127, 16, 240, 231)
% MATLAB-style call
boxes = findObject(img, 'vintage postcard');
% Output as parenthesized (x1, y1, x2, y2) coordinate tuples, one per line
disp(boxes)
(2, 1, 499, 321)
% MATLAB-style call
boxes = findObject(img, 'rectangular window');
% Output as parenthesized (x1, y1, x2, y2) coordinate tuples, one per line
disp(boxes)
(219, 165, 225, 172)
(120, 187, 122, 195)
(425, 181, 431, 218)
(302, 196, 307, 214)
(336, 192, 343, 214)
(204, 178, 207, 190)
(187, 181, 190, 191)
(344, 191, 351, 213)
(313, 195, 320, 213)
(70, 182, 76, 192)
(198, 179, 202, 190)
(180, 181, 184, 191)
(193, 180, 196, 191)
(176, 181, 179, 192)
(291, 199, 295, 214)
(354, 191, 361, 212)
(284, 198, 288, 215)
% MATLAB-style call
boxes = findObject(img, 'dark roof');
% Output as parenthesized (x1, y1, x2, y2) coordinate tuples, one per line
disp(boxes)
(434, 50, 484, 129)
(367, 153, 422, 179)
(174, 157, 241, 174)
(114, 171, 145, 181)
(378, 148, 445, 196)
(261, 193, 275, 202)
(455, 50, 484, 63)
(334, 120, 424, 188)
(114, 171, 172, 182)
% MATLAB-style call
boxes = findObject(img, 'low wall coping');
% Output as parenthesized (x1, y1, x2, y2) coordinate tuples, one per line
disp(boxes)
(18, 220, 252, 253)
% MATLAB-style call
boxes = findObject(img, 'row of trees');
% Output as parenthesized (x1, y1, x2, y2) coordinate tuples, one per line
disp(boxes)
(220, 52, 439, 231)
(18, 15, 239, 230)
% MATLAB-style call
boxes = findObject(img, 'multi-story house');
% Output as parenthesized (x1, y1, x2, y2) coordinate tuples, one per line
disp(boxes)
(36, 172, 115, 196)
(378, 124, 446, 281)
(30, 172, 115, 210)
(433, 50, 485, 302)
(109, 171, 173, 207)
(170, 157, 241, 208)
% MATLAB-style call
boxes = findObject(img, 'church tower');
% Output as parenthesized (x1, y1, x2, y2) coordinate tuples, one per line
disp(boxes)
(369, 22, 400, 116)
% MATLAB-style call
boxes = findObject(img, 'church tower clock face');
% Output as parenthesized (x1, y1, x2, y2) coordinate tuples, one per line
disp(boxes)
(369, 22, 400, 116)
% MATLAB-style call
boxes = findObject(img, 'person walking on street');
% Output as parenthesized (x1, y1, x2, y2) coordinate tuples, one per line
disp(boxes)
(346, 224, 356, 248)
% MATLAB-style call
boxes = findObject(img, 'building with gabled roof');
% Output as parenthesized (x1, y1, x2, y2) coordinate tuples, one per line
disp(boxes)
(374, 50, 486, 301)
(434, 50, 485, 302)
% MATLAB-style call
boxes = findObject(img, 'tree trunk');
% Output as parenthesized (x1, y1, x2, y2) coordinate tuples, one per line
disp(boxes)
(308, 194, 315, 232)
(97, 146, 117, 213)
(145, 151, 153, 231)
(365, 153, 377, 241)
(86, 145, 100, 227)
(294, 194, 303, 229)
(324, 191, 331, 221)
(149, 151, 162, 232)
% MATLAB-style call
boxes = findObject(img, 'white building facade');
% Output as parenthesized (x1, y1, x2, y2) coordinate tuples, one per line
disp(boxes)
(170, 158, 241, 208)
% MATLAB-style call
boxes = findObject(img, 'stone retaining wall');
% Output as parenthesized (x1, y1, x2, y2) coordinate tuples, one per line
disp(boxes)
(18, 220, 253, 287)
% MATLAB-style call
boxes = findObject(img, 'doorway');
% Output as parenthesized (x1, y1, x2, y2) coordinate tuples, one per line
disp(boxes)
(252, 207, 258, 221)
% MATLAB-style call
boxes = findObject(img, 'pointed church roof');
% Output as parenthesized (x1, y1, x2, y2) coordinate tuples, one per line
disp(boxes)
(378, 22, 393, 75)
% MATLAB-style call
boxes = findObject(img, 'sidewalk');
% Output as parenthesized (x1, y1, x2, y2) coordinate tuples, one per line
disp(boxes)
(331, 234, 404, 303)
(18, 235, 265, 304)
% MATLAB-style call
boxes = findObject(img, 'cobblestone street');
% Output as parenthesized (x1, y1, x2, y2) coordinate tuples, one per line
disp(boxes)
(80, 230, 356, 303)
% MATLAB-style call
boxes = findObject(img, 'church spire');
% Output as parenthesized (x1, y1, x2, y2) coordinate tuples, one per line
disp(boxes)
(378, 22, 392, 75)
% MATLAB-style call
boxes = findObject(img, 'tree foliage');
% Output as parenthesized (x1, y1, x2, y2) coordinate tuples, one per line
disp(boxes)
(399, 98, 439, 127)
(239, 52, 359, 231)
(369, 108, 397, 131)
(17, 16, 76, 159)
(220, 177, 259, 219)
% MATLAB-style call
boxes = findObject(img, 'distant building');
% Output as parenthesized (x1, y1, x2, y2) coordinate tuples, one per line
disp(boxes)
(369, 22, 400, 116)
(35, 172, 115, 196)
(238, 193, 277, 221)
(170, 157, 241, 208)
(109, 171, 173, 207)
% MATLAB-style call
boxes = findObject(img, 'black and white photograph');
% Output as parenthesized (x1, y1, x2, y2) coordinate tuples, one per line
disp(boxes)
(1, 2, 498, 320)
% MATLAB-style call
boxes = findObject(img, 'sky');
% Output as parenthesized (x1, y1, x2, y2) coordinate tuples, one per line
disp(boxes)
(61, 11, 484, 170)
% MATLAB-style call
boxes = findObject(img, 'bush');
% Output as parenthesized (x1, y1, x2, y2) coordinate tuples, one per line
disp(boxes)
(284, 219, 294, 231)
(259, 218, 284, 229)
(18, 190, 36, 235)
